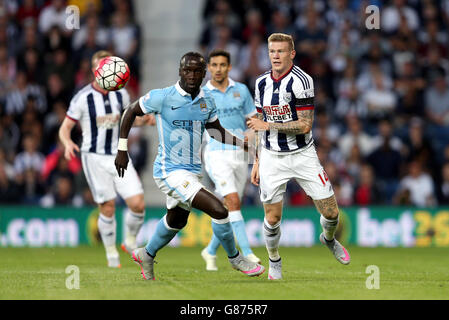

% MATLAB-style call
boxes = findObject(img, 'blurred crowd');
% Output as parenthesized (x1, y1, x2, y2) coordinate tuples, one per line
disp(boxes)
(0, 0, 147, 206)
(199, 0, 449, 207)
(2, 0, 449, 208)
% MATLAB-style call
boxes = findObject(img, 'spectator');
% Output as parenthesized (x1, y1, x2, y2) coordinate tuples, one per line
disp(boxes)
(354, 164, 381, 206)
(38, 0, 72, 35)
(381, 0, 420, 34)
(437, 162, 449, 205)
(394, 160, 436, 207)
(338, 115, 375, 159)
(362, 71, 397, 124)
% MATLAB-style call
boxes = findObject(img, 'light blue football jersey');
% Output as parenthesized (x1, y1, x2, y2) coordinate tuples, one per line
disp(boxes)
(139, 81, 218, 178)
(203, 79, 256, 151)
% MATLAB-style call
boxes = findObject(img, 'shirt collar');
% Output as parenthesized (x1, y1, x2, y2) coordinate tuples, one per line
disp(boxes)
(205, 78, 235, 91)
(175, 81, 205, 99)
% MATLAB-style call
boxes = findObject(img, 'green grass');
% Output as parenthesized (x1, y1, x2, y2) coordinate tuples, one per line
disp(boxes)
(1, 246, 448, 300)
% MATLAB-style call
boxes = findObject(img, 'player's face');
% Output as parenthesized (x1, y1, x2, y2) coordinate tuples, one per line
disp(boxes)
(208, 56, 231, 84)
(268, 41, 295, 75)
(179, 57, 206, 94)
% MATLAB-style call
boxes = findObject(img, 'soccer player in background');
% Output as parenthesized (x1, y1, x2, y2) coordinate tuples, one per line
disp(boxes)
(59, 50, 155, 268)
(247, 33, 351, 280)
(201, 49, 260, 271)
(114, 52, 265, 280)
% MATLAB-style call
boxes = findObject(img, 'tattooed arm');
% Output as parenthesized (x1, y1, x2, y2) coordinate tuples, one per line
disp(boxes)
(247, 95, 315, 134)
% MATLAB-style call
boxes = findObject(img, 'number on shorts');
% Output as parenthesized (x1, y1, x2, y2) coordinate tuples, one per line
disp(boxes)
(318, 170, 329, 186)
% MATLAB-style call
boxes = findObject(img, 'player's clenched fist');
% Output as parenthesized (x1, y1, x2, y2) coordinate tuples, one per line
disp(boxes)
(247, 118, 269, 131)
(115, 150, 129, 177)
(251, 160, 260, 186)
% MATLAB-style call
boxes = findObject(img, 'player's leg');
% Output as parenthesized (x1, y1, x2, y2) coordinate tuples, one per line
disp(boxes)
(133, 205, 189, 280)
(122, 193, 145, 253)
(113, 160, 146, 254)
(294, 145, 350, 265)
(258, 148, 289, 280)
(262, 201, 283, 280)
(81, 152, 120, 267)
(314, 195, 350, 265)
(230, 159, 260, 263)
(192, 189, 265, 276)
(98, 200, 121, 268)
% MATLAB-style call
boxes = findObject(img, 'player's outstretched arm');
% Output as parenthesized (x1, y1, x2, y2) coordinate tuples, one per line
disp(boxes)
(115, 100, 145, 177)
(205, 119, 249, 151)
(247, 109, 314, 135)
(58, 117, 80, 160)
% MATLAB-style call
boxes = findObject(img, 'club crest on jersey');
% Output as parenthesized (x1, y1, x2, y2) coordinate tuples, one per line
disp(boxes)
(283, 92, 292, 103)
(200, 103, 208, 113)
(233, 92, 241, 99)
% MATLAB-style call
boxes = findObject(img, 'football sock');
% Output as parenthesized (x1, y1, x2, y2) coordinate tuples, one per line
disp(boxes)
(206, 234, 221, 256)
(229, 210, 253, 256)
(124, 208, 145, 247)
(98, 213, 118, 257)
(320, 215, 339, 241)
(145, 214, 179, 257)
(263, 218, 281, 261)
(211, 217, 238, 258)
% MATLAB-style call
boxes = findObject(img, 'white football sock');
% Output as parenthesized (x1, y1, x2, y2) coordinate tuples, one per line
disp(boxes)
(98, 213, 118, 257)
(263, 218, 281, 261)
(124, 208, 145, 247)
(320, 215, 339, 241)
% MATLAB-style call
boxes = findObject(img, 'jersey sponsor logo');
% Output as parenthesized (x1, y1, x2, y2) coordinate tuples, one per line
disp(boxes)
(283, 92, 292, 103)
(263, 105, 293, 122)
(96, 114, 120, 129)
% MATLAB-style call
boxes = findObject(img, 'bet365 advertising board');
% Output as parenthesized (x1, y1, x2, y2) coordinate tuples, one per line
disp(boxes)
(0, 206, 448, 247)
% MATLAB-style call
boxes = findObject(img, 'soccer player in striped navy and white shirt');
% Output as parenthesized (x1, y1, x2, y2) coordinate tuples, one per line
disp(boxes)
(58, 50, 155, 268)
(247, 33, 351, 280)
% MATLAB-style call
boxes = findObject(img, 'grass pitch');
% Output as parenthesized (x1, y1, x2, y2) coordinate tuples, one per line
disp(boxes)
(1, 246, 448, 300)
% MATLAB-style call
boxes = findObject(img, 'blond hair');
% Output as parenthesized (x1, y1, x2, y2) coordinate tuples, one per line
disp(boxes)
(91, 50, 113, 68)
(268, 33, 295, 51)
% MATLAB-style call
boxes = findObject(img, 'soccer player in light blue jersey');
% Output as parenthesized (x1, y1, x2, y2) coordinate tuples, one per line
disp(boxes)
(201, 50, 260, 271)
(114, 52, 265, 280)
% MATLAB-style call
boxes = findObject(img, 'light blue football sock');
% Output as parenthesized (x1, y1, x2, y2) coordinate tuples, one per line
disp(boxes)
(231, 219, 252, 256)
(145, 215, 179, 257)
(206, 233, 221, 255)
(211, 218, 238, 258)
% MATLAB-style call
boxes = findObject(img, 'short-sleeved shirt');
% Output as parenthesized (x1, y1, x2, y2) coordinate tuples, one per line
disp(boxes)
(255, 65, 315, 154)
(203, 78, 256, 151)
(66, 83, 130, 155)
(139, 81, 217, 178)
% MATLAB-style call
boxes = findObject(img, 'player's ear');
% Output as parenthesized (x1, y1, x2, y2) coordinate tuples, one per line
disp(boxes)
(291, 49, 296, 60)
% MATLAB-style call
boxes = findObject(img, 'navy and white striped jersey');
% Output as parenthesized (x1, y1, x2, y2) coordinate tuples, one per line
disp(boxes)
(255, 65, 315, 153)
(66, 83, 130, 155)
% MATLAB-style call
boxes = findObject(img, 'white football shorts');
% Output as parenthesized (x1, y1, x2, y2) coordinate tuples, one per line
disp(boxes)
(259, 143, 334, 204)
(204, 147, 248, 198)
(154, 169, 205, 211)
(81, 152, 143, 204)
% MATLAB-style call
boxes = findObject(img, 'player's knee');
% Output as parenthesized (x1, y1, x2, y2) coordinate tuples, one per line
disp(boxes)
(100, 201, 115, 217)
(130, 201, 145, 214)
(324, 208, 339, 220)
(166, 209, 189, 230)
(265, 215, 281, 227)
(210, 203, 228, 220)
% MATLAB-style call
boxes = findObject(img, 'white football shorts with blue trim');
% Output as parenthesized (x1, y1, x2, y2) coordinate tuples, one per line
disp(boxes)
(154, 169, 204, 211)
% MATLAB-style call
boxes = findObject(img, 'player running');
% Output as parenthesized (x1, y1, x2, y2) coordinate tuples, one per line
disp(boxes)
(201, 49, 260, 271)
(59, 50, 154, 268)
(247, 33, 351, 280)
(114, 52, 265, 280)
